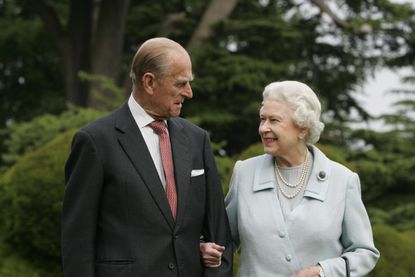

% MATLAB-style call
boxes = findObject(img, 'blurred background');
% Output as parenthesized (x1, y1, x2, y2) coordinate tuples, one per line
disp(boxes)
(0, 0, 414, 276)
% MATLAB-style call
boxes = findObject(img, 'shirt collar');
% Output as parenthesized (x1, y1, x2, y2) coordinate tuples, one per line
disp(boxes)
(128, 93, 162, 128)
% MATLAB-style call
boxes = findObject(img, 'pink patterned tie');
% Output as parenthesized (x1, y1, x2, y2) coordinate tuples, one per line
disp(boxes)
(149, 121, 177, 220)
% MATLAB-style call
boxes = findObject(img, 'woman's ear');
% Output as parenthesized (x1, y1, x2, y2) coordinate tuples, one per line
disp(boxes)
(142, 72, 156, 95)
(298, 128, 309, 140)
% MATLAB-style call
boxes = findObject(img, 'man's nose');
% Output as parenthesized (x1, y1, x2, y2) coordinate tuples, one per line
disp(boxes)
(183, 83, 193, 99)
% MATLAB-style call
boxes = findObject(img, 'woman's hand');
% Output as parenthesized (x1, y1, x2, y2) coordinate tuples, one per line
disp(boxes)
(291, 265, 321, 277)
(199, 242, 225, 267)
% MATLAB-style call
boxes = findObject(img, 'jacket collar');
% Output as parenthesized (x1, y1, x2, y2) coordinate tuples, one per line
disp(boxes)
(303, 145, 330, 201)
(253, 154, 276, 192)
(252, 145, 331, 202)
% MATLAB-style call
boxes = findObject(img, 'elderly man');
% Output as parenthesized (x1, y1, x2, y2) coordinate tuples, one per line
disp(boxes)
(62, 37, 233, 277)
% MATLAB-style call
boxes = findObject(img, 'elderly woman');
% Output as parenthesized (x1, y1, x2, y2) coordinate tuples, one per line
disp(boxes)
(201, 81, 379, 277)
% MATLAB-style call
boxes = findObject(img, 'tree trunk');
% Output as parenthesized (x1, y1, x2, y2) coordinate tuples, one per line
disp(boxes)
(30, 0, 93, 107)
(187, 0, 238, 50)
(29, 0, 130, 108)
(89, 0, 130, 108)
(66, 0, 94, 107)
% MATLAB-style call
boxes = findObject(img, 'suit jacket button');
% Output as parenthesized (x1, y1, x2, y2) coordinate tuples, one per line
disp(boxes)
(168, 262, 175, 270)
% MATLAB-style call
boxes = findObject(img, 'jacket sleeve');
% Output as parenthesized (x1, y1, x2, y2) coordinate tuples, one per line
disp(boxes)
(319, 173, 380, 277)
(202, 131, 233, 277)
(224, 161, 241, 251)
(62, 130, 103, 276)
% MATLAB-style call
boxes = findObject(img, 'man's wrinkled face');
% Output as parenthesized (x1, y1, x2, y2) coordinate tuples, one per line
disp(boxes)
(149, 52, 193, 120)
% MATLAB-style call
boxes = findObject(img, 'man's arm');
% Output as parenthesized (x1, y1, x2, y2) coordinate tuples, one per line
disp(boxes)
(201, 131, 233, 277)
(62, 130, 103, 276)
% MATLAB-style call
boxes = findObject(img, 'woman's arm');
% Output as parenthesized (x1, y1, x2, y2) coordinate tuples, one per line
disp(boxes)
(201, 161, 242, 268)
(319, 173, 380, 276)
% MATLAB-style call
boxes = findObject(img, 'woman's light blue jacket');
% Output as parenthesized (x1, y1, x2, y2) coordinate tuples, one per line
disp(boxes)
(226, 145, 379, 277)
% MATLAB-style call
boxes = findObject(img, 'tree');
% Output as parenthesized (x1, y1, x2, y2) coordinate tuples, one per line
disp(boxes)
(183, 0, 415, 154)
(3, 0, 415, 152)
(0, 1, 65, 129)
(187, 0, 238, 50)
(24, 0, 130, 107)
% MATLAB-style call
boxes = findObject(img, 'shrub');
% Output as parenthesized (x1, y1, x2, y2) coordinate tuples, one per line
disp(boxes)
(215, 155, 237, 194)
(0, 243, 61, 277)
(0, 107, 104, 173)
(367, 225, 415, 277)
(368, 204, 415, 231)
(0, 129, 76, 268)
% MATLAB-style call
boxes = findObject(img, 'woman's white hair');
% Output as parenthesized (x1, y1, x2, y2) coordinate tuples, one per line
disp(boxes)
(262, 80, 325, 144)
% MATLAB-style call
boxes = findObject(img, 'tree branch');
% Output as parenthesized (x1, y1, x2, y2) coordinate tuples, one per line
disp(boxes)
(157, 12, 186, 37)
(187, 0, 238, 50)
(29, 0, 67, 51)
(310, 0, 348, 28)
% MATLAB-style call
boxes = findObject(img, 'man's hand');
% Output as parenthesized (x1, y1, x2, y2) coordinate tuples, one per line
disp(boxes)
(199, 242, 225, 268)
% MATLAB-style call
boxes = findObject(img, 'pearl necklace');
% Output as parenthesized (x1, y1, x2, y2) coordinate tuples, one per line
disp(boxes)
(275, 151, 310, 199)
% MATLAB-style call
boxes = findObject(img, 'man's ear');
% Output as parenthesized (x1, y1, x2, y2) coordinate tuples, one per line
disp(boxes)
(142, 72, 156, 95)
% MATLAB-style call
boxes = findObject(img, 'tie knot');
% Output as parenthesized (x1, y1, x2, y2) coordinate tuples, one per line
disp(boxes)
(149, 120, 167, 135)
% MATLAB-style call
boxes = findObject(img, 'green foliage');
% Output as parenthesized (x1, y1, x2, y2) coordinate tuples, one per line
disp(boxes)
(0, 243, 61, 277)
(182, 0, 415, 154)
(233, 251, 240, 277)
(371, 193, 415, 210)
(237, 143, 263, 161)
(215, 155, 237, 195)
(0, 3, 65, 129)
(0, 0, 414, 274)
(367, 225, 415, 277)
(0, 129, 76, 264)
(369, 204, 415, 231)
(210, 140, 237, 194)
(0, 106, 103, 274)
(354, 156, 395, 201)
(187, 47, 274, 154)
(79, 71, 126, 111)
(237, 142, 355, 169)
(348, 126, 415, 203)
(0, 107, 105, 173)
(314, 144, 356, 171)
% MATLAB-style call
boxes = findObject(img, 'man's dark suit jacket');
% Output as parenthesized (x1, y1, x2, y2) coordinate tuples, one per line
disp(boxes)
(62, 103, 233, 277)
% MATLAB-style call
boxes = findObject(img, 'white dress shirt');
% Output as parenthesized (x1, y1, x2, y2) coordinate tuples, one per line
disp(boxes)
(128, 94, 167, 189)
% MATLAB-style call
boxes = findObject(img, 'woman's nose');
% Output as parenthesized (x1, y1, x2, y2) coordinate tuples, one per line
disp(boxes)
(259, 121, 269, 133)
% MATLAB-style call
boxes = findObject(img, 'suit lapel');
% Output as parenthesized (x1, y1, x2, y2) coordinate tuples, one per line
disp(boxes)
(114, 104, 175, 229)
(168, 118, 191, 226)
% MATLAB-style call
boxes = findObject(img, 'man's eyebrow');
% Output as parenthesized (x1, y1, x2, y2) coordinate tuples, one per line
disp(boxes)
(176, 75, 194, 82)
